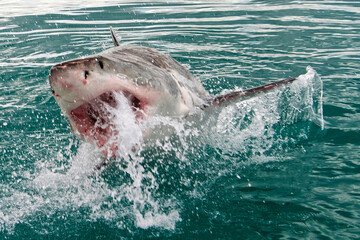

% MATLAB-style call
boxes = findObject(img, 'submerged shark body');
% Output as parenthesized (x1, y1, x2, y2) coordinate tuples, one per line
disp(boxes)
(49, 28, 296, 156)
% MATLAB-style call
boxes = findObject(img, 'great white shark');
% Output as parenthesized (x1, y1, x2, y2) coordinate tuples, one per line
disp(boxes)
(49, 27, 297, 157)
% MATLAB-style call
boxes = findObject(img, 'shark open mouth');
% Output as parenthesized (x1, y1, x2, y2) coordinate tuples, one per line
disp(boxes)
(69, 91, 145, 153)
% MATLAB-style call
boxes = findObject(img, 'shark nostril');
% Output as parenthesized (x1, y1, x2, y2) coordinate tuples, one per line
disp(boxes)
(84, 70, 89, 79)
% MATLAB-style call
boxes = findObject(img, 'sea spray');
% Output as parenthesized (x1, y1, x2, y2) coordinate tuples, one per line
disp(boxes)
(97, 91, 181, 230)
(205, 66, 324, 163)
(0, 67, 324, 234)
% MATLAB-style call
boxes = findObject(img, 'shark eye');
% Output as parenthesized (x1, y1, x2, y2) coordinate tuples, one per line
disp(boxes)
(98, 60, 104, 69)
(84, 70, 89, 79)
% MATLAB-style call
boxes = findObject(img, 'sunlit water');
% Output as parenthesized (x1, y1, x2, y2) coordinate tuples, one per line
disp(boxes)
(0, 1, 359, 239)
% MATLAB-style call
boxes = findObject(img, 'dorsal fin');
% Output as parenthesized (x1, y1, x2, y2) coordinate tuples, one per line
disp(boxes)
(209, 77, 297, 107)
(110, 26, 120, 47)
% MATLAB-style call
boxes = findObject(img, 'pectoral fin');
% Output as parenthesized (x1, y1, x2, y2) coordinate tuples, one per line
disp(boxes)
(209, 77, 297, 107)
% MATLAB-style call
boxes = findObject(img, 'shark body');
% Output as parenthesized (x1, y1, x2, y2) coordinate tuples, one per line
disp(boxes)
(49, 28, 296, 156)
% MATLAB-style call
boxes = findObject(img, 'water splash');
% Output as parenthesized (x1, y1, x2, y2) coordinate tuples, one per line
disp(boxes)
(205, 66, 324, 163)
(290, 66, 324, 130)
(0, 67, 323, 235)
(0, 92, 182, 234)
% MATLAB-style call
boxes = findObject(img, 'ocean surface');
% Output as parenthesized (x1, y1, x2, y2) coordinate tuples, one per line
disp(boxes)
(0, 0, 359, 239)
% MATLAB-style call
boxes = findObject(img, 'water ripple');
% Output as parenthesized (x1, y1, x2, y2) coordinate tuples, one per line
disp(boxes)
(0, 0, 359, 238)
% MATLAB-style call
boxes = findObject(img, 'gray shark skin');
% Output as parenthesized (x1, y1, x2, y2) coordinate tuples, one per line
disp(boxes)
(49, 28, 296, 156)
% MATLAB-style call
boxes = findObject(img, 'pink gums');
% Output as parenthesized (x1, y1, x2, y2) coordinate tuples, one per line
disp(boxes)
(69, 91, 146, 157)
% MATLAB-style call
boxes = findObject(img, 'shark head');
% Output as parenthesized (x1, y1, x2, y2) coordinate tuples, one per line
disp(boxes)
(49, 56, 143, 155)
(49, 35, 209, 156)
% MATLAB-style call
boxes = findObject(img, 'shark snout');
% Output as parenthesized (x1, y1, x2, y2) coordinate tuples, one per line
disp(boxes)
(49, 58, 95, 87)
(49, 58, 104, 83)
(49, 57, 110, 104)
(51, 58, 93, 70)
(49, 60, 87, 96)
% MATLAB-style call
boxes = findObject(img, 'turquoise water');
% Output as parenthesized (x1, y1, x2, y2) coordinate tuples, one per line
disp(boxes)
(1, 1, 359, 239)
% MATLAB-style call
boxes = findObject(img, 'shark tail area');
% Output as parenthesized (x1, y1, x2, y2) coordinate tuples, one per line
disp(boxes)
(210, 77, 297, 107)
(206, 66, 324, 129)
(208, 66, 322, 108)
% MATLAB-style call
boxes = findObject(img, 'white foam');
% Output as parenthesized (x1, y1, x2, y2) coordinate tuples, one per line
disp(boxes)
(295, 66, 324, 129)
(93, 92, 182, 230)
(205, 66, 324, 163)
(135, 210, 180, 230)
(104, 92, 144, 156)
(0, 125, 181, 234)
